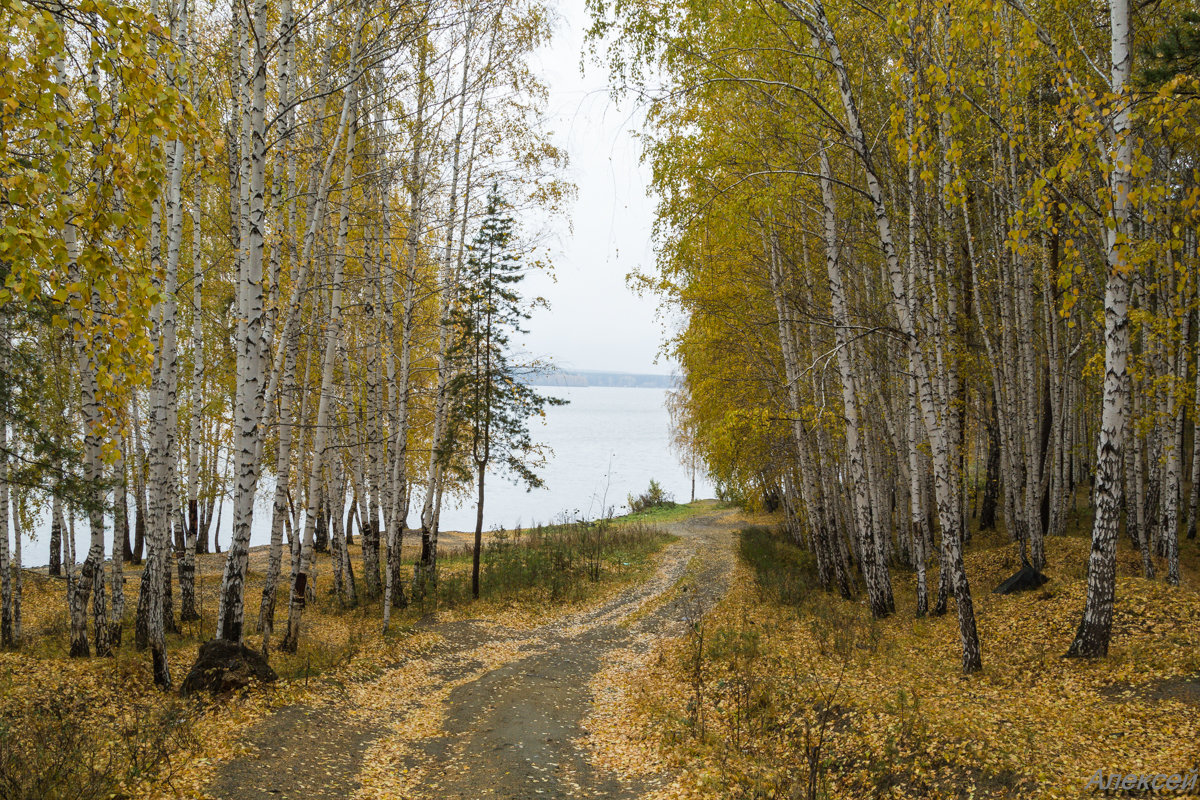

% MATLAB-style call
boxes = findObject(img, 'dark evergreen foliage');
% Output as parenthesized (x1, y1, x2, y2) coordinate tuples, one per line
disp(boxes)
(447, 185, 567, 598)
(1143, 12, 1200, 86)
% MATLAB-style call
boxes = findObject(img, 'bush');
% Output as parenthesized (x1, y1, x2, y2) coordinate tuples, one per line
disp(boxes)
(0, 694, 198, 800)
(627, 478, 676, 514)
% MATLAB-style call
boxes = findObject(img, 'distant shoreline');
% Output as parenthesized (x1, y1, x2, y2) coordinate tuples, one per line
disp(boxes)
(525, 369, 677, 389)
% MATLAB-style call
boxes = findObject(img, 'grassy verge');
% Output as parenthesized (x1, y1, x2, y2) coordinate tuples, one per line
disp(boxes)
(622, 501, 704, 525)
(416, 519, 676, 612)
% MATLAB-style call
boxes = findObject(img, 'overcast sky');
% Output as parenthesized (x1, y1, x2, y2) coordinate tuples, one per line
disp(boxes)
(519, 0, 673, 376)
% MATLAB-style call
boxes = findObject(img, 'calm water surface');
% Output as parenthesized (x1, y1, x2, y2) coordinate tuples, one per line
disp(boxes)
(24, 387, 711, 566)
(438, 385, 712, 531)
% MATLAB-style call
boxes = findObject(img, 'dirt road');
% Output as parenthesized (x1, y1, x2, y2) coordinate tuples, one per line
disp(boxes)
(210, 503, 740, 800)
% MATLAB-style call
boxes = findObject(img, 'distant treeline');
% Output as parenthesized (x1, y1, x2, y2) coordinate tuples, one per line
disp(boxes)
(526, 370, 676, 389)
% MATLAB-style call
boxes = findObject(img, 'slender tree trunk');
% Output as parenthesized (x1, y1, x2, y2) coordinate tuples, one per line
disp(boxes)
(217, 0, 271, 643)
(1067, 0, 1133, 659)
(819, 147, 891, 618)
(11, 508, 19, 645)
(187, 0, 205, 557)
(472, 466, 486, 599)
(109, 418, 127, 645)
(49, 494, 62, 577)
(282, 88, 356, 652)
(980, 400, 1001, 530)
(1187, 306, 1200, 540)
(793, 1, 980, 670)
(0, 419, 11, 649)
(1162, 284, 1188, 585)
(260, 330, 297, 649)
(131, 397, 147, 565)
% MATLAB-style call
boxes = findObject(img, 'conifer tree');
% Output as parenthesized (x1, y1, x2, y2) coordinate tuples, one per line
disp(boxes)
(447, 186, 565, 599)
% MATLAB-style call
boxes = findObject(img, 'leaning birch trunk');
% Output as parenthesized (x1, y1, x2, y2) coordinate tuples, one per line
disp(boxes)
(818, 147, 891, 618)
(1067, 0, 1134, 659)
(282, 93, 356, 652)
(764, 229, 837, 596)
(787, 0, 981, 671)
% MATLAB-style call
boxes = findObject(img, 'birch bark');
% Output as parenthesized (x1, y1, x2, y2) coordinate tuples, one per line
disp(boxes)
(819, 148, 892, 617)
(282, 91, 357, 652)
(1067, 0, 1134, 658)
(784, 0, 982, 670)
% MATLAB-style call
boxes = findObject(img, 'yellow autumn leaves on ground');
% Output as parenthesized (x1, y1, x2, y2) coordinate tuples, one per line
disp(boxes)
(581, 526, 1200, 800)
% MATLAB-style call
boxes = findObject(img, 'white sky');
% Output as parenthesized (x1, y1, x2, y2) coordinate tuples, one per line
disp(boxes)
(520, 0, 673, 375)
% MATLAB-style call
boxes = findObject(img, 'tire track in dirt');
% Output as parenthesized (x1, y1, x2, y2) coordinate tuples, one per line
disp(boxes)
(388, 505, 738, 800)
(210, 504, 740, 800)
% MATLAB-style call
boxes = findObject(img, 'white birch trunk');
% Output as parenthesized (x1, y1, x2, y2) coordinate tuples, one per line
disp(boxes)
(819, 147, 892, 617)
(217, 0, 271, 642)
(0, 418, 11, 648)
(1067, 0, 1134, 658)
(788, 0, 981, 670)
(1162, 272, 1188, 585)
(282, 91, 356, 651)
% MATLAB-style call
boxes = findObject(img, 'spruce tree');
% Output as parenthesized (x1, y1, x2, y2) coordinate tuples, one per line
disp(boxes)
(448, 185, 566, 599)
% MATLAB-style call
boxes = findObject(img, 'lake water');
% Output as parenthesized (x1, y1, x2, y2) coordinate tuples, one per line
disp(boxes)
(438, 385, 711, 530)
(20, 386, 712, 566)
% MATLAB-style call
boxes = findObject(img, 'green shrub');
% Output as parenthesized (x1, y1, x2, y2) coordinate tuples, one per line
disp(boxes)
(627, 478, 676, 514)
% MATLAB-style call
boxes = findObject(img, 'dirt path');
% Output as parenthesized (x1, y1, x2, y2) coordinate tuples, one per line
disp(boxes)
(211, 504, 740, 800)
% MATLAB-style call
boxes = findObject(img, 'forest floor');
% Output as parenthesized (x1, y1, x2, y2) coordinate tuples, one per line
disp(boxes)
(584, 504, 1200, 800)
(6, 497, 1200, 800)
(2, 500, 755, 800)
